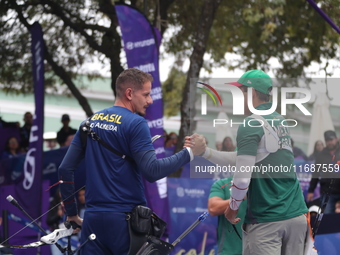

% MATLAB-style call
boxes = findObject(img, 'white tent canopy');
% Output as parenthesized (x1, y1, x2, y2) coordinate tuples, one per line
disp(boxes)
(215, 111, 235, 147)
(307, 93, 335, 155)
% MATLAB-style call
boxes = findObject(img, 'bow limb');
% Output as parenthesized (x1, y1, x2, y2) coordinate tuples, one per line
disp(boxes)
(0, 185, 85, 247)
(0, 241, 47, 249)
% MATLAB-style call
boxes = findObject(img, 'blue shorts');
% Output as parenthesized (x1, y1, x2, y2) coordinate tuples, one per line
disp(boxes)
(80, 211, 130, 255)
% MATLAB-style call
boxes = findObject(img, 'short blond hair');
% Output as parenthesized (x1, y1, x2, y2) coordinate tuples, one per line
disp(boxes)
(116, 68, 153, 98)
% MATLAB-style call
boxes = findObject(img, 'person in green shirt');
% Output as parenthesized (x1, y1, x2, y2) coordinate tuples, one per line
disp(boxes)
(224, 70, 308, 255)
(208, 178, 246, 255)
(186, 70, 309, 255)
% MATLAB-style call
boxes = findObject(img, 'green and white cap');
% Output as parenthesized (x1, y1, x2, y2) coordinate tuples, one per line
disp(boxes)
(226, 70, 272, 95)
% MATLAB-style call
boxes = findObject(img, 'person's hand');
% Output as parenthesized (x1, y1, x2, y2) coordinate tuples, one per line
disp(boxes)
(184, 134, 206, 156)
(184, 136, 192, 148)
(191, 134, 207, 155)
(57, 205, 64, 217)
(224, 206, 241, 225)
(67, 215, 83, 234)
(307, 192, 314, 202)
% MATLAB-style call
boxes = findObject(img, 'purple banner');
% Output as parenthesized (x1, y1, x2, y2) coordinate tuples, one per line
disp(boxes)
(0, 181, 51, 255)
(115, 4, 170, 230)
(167, 178, 217, 254)
(14, 22, 45, 220)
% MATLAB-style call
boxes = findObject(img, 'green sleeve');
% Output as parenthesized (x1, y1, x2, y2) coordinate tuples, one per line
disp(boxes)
(209, 178, 232, 200)
(236, 117, 264, 156)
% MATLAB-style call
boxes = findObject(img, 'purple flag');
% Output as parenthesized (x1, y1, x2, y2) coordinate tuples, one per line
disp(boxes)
(115, 4, 170, 230)
(0, 182, 51, 255)
(14, 22, 45, 219)
(307, 0, 340, 34)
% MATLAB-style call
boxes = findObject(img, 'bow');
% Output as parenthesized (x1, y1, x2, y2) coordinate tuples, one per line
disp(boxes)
(0, 188, 85, 253)
(0, 222, 73, 249)
(0, 228, 96, 254)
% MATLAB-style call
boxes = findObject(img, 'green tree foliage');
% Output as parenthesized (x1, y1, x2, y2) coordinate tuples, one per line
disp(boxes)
(162, 67, 186, 117)
(0, 0, 121, 116)
(0, 0, 176, 116)
(2, 0, 339, 99)
(165, 0, 340, 77)
(163, 0, 340, 176)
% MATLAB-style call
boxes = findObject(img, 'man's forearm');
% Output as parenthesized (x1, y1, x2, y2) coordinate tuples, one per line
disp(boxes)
(208, 199, 230, 216)
(202, 148, 237, 166)
(134, 148, 191, 183)
(230, 155, 255, 210)
(58, 143, 84, 216)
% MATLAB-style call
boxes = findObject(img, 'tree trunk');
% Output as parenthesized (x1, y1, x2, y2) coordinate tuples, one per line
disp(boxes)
(98, 0, 124, 96)
(44, 48, 94, 117)
(155, 0, 176, 36)
(170, 0, 222, 177)
(12, 0, 94, 117)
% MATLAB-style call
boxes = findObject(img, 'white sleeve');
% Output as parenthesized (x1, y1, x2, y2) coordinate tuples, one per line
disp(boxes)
(201, 148, 237, 166)
(230, 155, 256, 210)
(186, 147, 194, 161)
